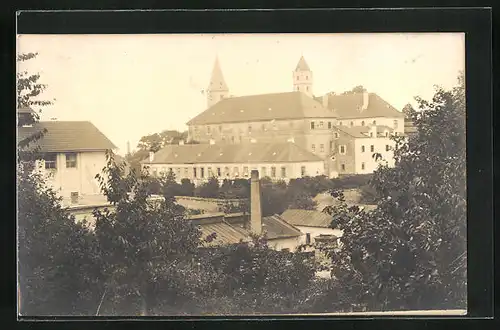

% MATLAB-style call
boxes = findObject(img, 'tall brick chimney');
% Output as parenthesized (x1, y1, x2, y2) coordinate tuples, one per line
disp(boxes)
(250, 170, 262, 235)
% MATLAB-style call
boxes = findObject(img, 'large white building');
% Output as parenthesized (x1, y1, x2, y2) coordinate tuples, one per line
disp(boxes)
(184, 56, 407, 176)
(141, 140, 325, 184)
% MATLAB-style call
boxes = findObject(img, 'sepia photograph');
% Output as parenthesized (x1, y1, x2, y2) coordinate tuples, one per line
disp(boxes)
(17, 31, 467, 317)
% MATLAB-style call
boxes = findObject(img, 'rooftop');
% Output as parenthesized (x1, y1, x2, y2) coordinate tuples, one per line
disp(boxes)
(295, 56, 311, 71)
(207, 57, 228, 92)
(142, 141, 323, 165)
(187, 91, 337, 125)
(280, 209, 333, 228)
(317, 92, 405, 119)
(17, 121, 117, 153)
(335, 125, 394, 138)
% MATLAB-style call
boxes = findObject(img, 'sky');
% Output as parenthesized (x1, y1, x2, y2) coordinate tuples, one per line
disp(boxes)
(17, 33, 465, 155)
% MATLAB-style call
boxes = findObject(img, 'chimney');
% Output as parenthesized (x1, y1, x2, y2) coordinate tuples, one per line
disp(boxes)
(149, 151, 154, 162)
(362, 91, 369, 111)
(287, 137, 295, 143)
(179, 140, 185, 145)
(127, 141, 131, 155)
(209, 139, 215, 145)
(322, 94, 329, 108)
(250, 170, 262, 235)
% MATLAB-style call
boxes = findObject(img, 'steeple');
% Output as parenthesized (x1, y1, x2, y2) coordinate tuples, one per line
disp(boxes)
(207, 56, 229, 108)
(293, 55, 313, 97)
(295, 55, 310, 71)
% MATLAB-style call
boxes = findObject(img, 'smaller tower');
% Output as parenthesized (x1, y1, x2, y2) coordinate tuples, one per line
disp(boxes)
(207, 56, 229, 108)
(293, 56, 313, 97)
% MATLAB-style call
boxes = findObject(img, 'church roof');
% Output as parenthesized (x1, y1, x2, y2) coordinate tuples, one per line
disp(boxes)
(207, 57, 228, 91)
(316, 92, 405, 119)
(187, 91, 337, 125)
(295, 56, 311, 71)
(141, 141, 323, 165)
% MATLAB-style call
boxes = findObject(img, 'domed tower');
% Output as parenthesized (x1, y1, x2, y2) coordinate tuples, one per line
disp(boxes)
(207, 56, 229, 108)
(293, 55, 313, 97)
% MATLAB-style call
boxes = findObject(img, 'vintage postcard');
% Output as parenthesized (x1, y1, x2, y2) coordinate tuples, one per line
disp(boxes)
(17, 32, 466, 317)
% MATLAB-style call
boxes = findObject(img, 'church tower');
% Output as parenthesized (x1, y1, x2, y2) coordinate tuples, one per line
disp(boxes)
(293, 56, 313, 97)
(207, 56, 229, 108)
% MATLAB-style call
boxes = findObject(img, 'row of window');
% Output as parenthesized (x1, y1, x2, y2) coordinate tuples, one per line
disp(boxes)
(194, 119, 400, 136)
(42, 153, 77, 170)
(296, 75, 309, 81)
(338, 119, 399, 129)
(338, 163, 369, 172)
(310, 121, 333, 130)
(152, 165, 297, 179)
(322, 144, 391, 155)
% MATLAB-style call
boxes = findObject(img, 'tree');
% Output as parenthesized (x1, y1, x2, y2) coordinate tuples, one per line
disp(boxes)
(194, 177, 220, 198)
(193, 235, 319, 314)
(327, 74, 466, 311)
(93, 154, 204, 315)
(17, 52, 99, 316)
(260, 178, 288, 217)
(402, 103, 414, 119)
(179, 178, 195, 197)
(342, 85, 366, 95)
(17, 171, 101, 316)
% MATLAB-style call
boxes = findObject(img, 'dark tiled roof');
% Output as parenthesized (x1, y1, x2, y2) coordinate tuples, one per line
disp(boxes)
(316, 92, 405, 119)
(17, 121, 116, 153)
(198, 221, 250, 246)
(295, 56, 311, 71)
(187, 92, 337, 125)
(142, 141, 322, 165)
(281, 209, 333, 228)
(262, 215, 303, 239)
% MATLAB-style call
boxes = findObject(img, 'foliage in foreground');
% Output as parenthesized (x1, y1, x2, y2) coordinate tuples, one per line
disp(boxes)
(324, 74, 467, 311)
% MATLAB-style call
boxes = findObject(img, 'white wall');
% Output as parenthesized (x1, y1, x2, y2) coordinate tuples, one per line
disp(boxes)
(267, 236, 301, 252)
(143, 160, 325, 185)
(354, 138, 396, 173)
(36, 151, 108, 199)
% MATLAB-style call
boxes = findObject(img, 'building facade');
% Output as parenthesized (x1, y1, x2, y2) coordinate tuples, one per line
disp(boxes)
(18, 120, 117, 203)
(330, 124, 396, 176)
(141, 141, 325, 184)
(184, 56, 406, 176)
